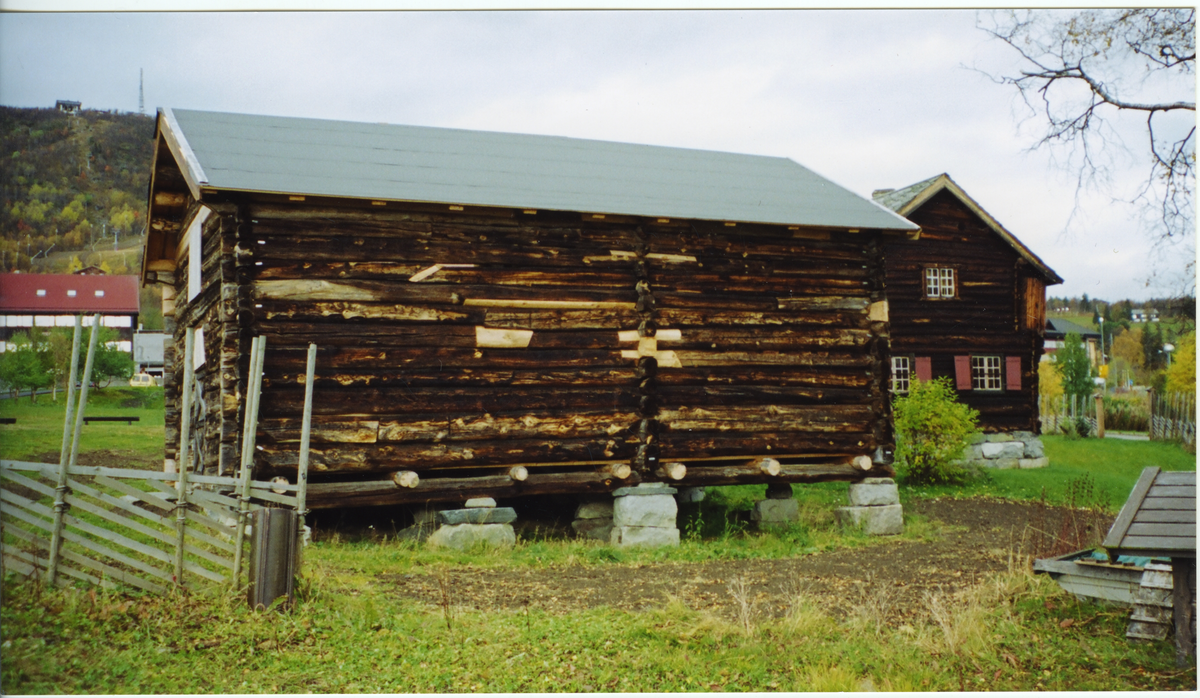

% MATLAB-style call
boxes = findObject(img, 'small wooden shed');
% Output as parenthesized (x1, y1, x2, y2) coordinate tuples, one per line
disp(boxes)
(872, 175, 1062, 432)
(1103, 467, 1196, 665)
(141, 108, 919, 509)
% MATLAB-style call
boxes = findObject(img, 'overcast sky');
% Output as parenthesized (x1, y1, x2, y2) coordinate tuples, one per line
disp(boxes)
(1, 8, 1194, 302)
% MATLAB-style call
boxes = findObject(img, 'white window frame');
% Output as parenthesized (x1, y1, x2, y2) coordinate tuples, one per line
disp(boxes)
(890, 356, 912, 394)
(924, 266, 956, 299)
(971, 355, 1003, 391)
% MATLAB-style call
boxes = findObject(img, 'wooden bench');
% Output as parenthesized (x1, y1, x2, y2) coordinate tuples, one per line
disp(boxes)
(0, 417, 15, 425)
(82, 416, 140, 425)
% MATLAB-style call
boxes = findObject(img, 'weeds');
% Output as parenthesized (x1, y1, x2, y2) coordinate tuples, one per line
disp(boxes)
(726, 575, 756, 636)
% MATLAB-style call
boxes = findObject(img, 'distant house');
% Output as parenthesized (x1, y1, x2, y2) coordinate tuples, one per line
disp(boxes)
(1130, 308, 1159, 323)
(56, 100, 81, 115)
(1044, 318, 1102, 366)
(0, 273, 140, 352)
(873, 174, 1063, 433)
(74, 265, 107, 275)
(133, 331, 165, 377)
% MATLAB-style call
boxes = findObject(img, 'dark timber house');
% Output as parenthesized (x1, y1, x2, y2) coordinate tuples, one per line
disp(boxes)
(142, 109, 919, 509)
(873, 174, 1062, 432)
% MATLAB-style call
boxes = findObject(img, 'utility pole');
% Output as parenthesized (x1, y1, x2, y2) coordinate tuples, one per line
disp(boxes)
(139, 69, 145, 115)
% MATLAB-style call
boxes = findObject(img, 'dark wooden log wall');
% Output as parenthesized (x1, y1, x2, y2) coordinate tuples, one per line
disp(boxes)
(884, 189, 1046, 432)
(165, 200, 895, 500)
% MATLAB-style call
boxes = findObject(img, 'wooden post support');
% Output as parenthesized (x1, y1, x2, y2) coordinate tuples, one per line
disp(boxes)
(1173, 557, 1196, 668)
(174, 328, 196, 586)
(1095, 393, 1105, 439)
(851, 455, 873, 470)
(606, 462, 633, 480)
(392, 470, 420, 488)
(295, 343, 317, 553)
(48, 314, 100, 586)
(46, 315, 84, 587)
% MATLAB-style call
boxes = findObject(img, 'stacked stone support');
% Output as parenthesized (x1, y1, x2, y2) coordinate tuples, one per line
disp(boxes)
(835, 478, 903, 535)
(751, 483, 799, 530)
(610, 483, 679, 548)
(572, 499, 615, 541)
(426, 497, 517, 550)
(960, 431, 1048, 470)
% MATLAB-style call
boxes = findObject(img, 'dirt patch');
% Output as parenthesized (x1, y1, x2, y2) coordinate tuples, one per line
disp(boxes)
(31, 449, 160, 470)
(381, 499, 1113, 624)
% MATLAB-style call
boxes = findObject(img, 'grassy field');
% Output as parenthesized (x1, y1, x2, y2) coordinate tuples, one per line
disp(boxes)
(1, 397, 1196, 692)
(0, 386, 164, 466)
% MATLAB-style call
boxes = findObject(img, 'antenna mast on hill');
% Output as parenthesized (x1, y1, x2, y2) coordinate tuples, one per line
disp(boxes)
(139, 69, 144, 115)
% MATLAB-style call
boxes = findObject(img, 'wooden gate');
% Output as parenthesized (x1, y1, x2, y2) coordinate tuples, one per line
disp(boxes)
(0, 460, 296, 593)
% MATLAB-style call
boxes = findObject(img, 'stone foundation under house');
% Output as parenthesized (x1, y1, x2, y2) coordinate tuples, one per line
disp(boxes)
(958, 431, 1048, 470)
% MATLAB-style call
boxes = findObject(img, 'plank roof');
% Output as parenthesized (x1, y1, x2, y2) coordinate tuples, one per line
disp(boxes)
(872, 173, 1063, 285)
(158, 108, 918, 233)
(1103, 467, 1196, 559)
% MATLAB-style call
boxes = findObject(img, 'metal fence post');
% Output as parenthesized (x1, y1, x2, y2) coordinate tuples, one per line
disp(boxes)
(295, 343, 317, 567)
(232, 335, 266, 589)
(47, 314, 99, 586)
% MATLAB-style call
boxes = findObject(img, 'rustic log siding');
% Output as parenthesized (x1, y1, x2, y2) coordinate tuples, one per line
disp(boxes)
(160, 198, 897, 492)
(885, 190, 1044, 432)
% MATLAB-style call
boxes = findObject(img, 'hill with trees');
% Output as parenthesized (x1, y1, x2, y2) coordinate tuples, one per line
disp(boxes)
(1, 106, 154, 274)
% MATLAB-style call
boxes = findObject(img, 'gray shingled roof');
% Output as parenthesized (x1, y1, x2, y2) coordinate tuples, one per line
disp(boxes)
(162, 108, 917, 232)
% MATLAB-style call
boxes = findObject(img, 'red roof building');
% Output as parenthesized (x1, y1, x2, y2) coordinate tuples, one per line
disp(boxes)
(0, 273, 140, 351)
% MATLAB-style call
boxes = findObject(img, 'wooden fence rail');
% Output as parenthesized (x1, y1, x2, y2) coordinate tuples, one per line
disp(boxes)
(1150, 390, 1196, 448)
(1039, 394, 1098, 436)
(0, 459, 297, 593)
(0, 324, 316, 600)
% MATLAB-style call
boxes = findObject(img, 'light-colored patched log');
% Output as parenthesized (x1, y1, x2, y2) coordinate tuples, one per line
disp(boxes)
(476, 326, 534, 348)
(775, 296, 871, 312)
(378, 417, 451, 443)
(657, 462, 687, 480)
(255, 279, 385, 302)
(464, 299, 636, 310)
(509, 465, 529, 481)
(618, 328, 682, 342)
(606, 462, 633, 480)
(261, 302, 477, 323)
(757, 458, 782, 476)
(408, 263, 477, 282)
(868, 300, 889, 322)
(645, 253, 698, 264)
(583, 250, 639, 264)
(447, 412, 632, 441)
(258, 418, 379, 444)
(620, 348, 683, 368)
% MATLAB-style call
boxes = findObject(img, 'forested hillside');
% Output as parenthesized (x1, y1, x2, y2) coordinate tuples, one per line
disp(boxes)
(1, 106, 154, 273)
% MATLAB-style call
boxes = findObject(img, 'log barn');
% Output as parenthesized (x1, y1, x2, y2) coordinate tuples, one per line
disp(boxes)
(141, 108, 919, 509)
(872, 174, 1062, 432)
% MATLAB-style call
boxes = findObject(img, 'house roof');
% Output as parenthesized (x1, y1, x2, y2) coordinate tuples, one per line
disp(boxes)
(1103, 467, 1195, 559)
(157, 108, 919, 233)
(0, 273, 140, 314)
(1045, 318, 1100, 339)
(872, 173, 1063, 285)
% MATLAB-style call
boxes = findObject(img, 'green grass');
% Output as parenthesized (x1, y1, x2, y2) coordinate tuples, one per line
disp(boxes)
(903, 435, 1196, 511)
(0, 386, 164, 467)
(2, 556, 1192, 693)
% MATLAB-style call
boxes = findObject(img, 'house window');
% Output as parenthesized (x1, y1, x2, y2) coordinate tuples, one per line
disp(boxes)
(67, 289, 77, 297)
(971, 355, 1003, 391)
(94, 290, 105, 297)
(924, 267, 956, 299)
(36, 289, 46, 297)
(890, 356, 912, 394)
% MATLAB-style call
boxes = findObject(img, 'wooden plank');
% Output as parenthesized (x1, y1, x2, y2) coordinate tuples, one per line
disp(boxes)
(2, 468, 58, 500)
(1120, 535, 1196, 551)
(94, 475, 176, 514)
(1127, 523, 1197, 538)
(1104, 467, 1160, 549)
(1, 460, 179, 482)
(65, 477, 174, 528)
(1134, 509, 1197, 524)
(4, 523, 167, 594)
(186, 487, 242, 512)
(6, 546, 102, 587)
(1156, 471, 1196, 485)
(62, 491, 178, 550)
(1141, 497, 1197, 510)
(246, 488, 299, 507)
(1146, 485, 1196, 498)
(1, 492, 175, 583)
(188, 473, 269, 488)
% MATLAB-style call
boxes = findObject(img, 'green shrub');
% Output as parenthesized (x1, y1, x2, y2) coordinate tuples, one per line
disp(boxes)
(892, 377, 980, 485)
(1101, 394, 1150, 431)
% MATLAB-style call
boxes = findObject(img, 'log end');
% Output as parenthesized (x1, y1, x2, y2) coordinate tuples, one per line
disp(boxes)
(509, 465, 529, 482)
(392, 470, 420, 488)
(660, 462, 687, 480)
(757, 458, 781, 476)
(852, 455, 873, 471)
(609, 462, 633, 480)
